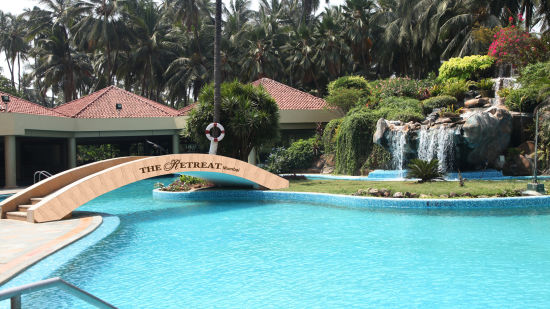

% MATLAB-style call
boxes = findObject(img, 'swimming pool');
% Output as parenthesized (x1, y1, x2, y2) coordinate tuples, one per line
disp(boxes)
(4, 177, 550, 308)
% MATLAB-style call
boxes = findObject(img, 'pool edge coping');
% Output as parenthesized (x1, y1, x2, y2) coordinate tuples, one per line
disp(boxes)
(0, 215, 103, 286)
(0, 213, 120, 291)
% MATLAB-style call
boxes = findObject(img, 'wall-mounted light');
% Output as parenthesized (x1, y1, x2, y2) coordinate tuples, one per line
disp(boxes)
(116, 103, 122, 110)
(1, 95, 9, 102)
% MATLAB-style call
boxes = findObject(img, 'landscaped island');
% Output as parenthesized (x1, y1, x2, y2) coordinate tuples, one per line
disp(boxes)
(281, 179, 550, 198)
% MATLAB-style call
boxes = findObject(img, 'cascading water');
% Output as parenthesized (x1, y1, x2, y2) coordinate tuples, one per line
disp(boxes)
(387, 129, 407, 176)
(417, 126, 459, 172)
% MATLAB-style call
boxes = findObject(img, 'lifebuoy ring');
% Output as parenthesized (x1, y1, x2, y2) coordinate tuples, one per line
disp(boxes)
(205, 122, 225, 142)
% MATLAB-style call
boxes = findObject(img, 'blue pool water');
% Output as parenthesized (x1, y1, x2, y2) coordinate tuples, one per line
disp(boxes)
(5, 178, 550, 308)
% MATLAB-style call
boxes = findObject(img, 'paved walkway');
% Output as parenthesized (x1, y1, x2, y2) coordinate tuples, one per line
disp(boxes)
(0, 215, 102, 285)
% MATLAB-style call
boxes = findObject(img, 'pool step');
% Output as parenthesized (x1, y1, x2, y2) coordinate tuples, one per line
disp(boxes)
(18, 204, 32, 211)
(6, 211, 27, 221)
(30, 198, 44, 205)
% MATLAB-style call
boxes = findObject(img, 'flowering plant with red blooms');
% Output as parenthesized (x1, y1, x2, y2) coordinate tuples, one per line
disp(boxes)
(488, 14, 547, 68)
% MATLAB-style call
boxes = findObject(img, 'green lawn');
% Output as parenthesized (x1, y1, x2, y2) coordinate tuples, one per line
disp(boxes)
(281, 179, 550, 198)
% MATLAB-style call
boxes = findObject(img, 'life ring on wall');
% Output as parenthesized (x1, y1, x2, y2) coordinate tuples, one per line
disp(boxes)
(205, 122, 225, 142)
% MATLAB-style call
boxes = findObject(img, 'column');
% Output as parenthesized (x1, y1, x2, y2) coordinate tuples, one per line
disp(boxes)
(68, 137, 76, 169)
(172, 133, 180, 154)
(247, 147, 256, 165)
(5, 135, 16, 188)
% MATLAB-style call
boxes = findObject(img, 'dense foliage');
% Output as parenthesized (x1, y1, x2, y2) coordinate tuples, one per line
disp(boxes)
(2, 0, 550, 106)
(437, 55, 495, 81)
(186, 81, 279, 160)
(406, 159, 443, 182)
(325, 75, 371, 112)
(500, 62, 550, 112)
(156, 175, 209, 192)
(266, 137, 320, 173)
(488, 15, 548, 67)
(376, 96, 423, 122)
(370, 77, 432, 101)
(420, 95, 458, 115)
(322, 118, 343, 154)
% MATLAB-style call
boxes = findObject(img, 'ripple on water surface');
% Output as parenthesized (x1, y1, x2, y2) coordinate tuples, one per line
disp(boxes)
(12, 178, 550, 308)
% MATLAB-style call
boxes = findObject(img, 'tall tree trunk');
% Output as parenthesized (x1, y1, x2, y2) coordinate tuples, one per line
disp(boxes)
(210, 0, 222, 155)
(17, 53, 21, 93)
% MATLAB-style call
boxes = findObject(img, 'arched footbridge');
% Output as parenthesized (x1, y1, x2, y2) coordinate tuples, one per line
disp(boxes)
(0, 154, 289, 223)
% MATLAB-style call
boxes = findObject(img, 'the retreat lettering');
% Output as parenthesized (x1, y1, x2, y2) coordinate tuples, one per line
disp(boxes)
(138, 165, 161, 173)
(139, 160, 238, 174)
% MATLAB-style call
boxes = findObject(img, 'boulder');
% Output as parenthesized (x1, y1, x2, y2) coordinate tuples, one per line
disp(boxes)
(464, 98, 489, 108)
(419, 194, 430, 198)
(503, 154, 532, 176)
(462, 106, 512, 168)
(393, 192, 404, 198)
(373, 118, 388, 145)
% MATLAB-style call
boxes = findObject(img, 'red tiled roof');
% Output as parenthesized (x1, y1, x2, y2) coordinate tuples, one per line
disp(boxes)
(251, 78, 328, 110)
(54, 86, 179, 118)
(0, 91, 65, 117)
(177, 103, 196, 116)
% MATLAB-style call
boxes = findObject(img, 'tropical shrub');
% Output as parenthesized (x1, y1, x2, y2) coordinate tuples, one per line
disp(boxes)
(501, 87, 539, 112)
(420, 95, 457, 115)
(327, 75, 371, 94)
(326, 76, 371, 113)
(322, 118, 343, 154)
(376, 96, 424, 122)
(517, 61, 550, 88)
(266, 137, 320, 173)
(488, 15, 548, 68)
(325, 88, 366, 113)
(438, 55, 495, 81)
(406, 159, 443, 182)
(157, 175, 209, 192)
(186, 81, 279, 161)
(434, 79, 471, 101)
(77, 144, 120, 165)
(370, 77, 432, 101)
(477, 78, 495, 91)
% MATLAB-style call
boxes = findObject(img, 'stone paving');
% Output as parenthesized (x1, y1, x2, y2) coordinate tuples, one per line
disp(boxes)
(0, 215, 102, 285)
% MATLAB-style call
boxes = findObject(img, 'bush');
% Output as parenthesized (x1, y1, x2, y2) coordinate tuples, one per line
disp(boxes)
(488, 16, 548, 68)
(327, 75, 371, 94)
(517, 61, 550, 88)
(325, 88, 366, 113)
(266, 137, 319, 173)
(377, 96, 424, 122)
(370, 77, 433, 100)
(501, 87, 539, 112)
(326, 76, 371, 113)
(438, 55, 495, 81)
(434, 79, 471, 101)
(186, 81, 279, 161)
(334, 109, 382, 175)
(322, 118, 343, 154)
(158, 175, 209, 192)
(478, 78, 495, 91)
(406, 159, 443, 182)
(420, 95, 457, 115)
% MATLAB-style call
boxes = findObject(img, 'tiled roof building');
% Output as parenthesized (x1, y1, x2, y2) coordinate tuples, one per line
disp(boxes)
(251, 78, 328, 110)
(0, 91, 65, 117)
(54, 86, 179, 118)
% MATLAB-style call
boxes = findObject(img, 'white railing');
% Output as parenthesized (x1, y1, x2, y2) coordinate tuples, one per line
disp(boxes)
(33, 171, 52, 184)
(0, 277, 117, 309)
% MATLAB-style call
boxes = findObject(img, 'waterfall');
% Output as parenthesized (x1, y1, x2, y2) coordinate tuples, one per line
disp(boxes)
(417, 126, 458, 172)
(492, 77, 518, 104)
(387, 130, 407, 173)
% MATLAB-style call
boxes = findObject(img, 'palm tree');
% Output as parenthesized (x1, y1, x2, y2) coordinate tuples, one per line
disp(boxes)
(0, 13, 29, 91)
(120, 0, 178, 100)
(73, 0, 127, 85)
(211, 0, 222, 154)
